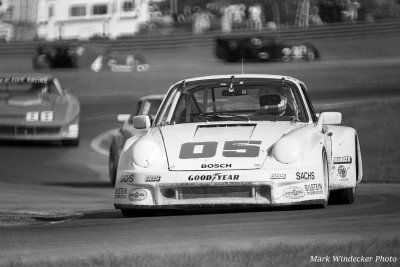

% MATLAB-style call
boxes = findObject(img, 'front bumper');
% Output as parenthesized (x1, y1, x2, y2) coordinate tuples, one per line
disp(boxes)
(114, 168, 327, 209)
(0, 123, 79, 141)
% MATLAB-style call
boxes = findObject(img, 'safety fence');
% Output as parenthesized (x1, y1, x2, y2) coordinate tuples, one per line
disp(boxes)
(0, 19, 399, 56)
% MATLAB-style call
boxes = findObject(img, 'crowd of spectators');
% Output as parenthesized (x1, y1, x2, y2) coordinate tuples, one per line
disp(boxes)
(146, 0, 399, 35)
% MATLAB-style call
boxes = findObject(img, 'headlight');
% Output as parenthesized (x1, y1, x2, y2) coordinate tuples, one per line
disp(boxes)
(131, 138, 162, 168)
(272, 137, 301, 164)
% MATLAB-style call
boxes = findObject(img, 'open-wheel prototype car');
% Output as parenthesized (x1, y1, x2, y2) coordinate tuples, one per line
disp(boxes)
(114, 74, 362, 217)
(215, 35, 320, 62)
(0, 73, 80, 146)
(109, 94, 164, 185)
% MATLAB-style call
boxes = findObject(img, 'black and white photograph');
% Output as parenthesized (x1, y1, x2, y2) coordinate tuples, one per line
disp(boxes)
(0, 0, 399, 266)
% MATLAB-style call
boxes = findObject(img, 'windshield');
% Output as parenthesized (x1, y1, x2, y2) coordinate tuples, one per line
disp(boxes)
(137, 98, 163, 116)
(158, 79, 309, 125)
(0, 77, 60, 98)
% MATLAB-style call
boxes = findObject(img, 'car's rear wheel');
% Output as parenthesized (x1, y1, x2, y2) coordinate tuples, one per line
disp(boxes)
(109, 138, 119, 186)
(329, 187, 355, 205)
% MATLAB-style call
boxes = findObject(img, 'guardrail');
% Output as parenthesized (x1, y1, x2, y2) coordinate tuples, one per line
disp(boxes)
(0, 19, 399, 55)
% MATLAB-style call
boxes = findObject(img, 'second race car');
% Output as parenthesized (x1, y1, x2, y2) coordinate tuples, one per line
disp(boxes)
(109, 94, 164, 185)
(0, 73, 80, 146)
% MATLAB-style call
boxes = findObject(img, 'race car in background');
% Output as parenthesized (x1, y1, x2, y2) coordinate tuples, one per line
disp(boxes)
(109, 94, 164, 185)
(215, 35, 320, 62)
(114, 74, 362, 217)
(32, 43, 149, 72)
(0, 73, 80, 146)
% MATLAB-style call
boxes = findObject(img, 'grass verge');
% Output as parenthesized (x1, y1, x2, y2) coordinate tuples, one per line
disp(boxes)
(4, 237, 399, 267)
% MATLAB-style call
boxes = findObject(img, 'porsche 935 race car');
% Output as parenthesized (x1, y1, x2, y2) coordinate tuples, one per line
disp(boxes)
(215, 35, 320, 62)
(0, 73, 80, 146)
(114, 74, 362, 216)
(109, 94, 164, 185)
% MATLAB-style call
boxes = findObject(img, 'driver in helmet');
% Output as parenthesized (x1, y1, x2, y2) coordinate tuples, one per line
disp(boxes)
(257, 88, 288, 115)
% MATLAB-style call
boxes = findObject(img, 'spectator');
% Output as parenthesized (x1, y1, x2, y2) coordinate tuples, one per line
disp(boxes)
(192, 8, 213, 34)
(343, 0, 361, 23)
(309, 6, 324, 25)
(248, 2, 263, 30)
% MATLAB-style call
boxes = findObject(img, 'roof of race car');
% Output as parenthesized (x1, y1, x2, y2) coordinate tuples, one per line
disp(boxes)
(0, 73, 54, 83)
(138, 94, 165, 101)
(175, 74, 303, 89)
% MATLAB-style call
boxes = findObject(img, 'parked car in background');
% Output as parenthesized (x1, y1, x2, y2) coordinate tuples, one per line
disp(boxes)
(0, 73, 80, 146)
(215, 35, 320, 62)
(109, 94, 164, 185)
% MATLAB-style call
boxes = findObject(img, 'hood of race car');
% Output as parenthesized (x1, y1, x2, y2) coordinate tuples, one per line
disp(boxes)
(0, 94, 71, 124)
(160, 121, 304, 171)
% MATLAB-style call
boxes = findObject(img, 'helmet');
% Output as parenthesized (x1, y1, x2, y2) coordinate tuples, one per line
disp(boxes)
(258, 88, 287, 115)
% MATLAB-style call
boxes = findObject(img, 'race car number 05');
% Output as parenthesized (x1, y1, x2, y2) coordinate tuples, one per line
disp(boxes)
(179, 141, 262, 159)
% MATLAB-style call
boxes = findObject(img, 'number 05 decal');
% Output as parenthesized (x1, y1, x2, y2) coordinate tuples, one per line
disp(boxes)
(179, 141, 262, 159)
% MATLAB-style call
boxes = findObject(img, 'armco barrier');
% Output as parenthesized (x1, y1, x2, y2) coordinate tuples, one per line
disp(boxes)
(0, 19, 399, 56)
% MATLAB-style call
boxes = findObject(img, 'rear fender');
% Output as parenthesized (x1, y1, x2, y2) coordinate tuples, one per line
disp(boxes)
(326, 125, 363, 190)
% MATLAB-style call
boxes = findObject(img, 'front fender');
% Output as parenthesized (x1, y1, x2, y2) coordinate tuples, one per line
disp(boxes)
(326, 125, 363, 190)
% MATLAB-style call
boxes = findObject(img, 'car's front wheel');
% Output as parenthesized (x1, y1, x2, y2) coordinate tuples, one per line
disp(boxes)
(62, 138, 79, 147)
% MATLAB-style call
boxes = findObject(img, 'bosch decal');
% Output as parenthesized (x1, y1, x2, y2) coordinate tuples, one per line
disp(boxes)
(296, 172, 315, 180)
(128, 188, 147, 202)
(304, 184, 323, 195)
(338, 165, 347, 178)
(188, 173, 239, 181)
(120, 174, 135, 183)
(283, 186, 305, 199)
(333, 156, 352, 164)
(145, 175, 161, 182)
(201, 163, 232, 169)
(115, 188, 127, 199)
(270, 173, 286, 179)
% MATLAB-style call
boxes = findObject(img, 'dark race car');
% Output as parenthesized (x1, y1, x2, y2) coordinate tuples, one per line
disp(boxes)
(215, 35, 320, 62)
(32, 43, 149, 72)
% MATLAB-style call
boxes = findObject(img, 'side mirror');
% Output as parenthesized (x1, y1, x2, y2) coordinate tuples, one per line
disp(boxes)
(117, 114, 130, 123)
(316, 112, 342, 131)
(132, 115, 151, 129)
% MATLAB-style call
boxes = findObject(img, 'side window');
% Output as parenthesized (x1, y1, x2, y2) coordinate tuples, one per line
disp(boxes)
(300, 84, 317, 122)
(92, 4, 108, 15)
(70, 5, 86, 17)
(48, 5, 54, 18)
(135, 101, 143, 116)
(122, 1, 135, 12)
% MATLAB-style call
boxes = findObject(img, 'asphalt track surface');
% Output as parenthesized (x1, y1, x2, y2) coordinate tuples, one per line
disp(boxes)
(0, 32, 400, 264)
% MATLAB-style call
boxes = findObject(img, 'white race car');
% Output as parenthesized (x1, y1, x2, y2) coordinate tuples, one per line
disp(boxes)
(114, 74, 362, 216)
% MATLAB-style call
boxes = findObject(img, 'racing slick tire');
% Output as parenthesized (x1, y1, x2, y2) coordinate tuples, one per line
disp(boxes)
(329, 187, 355, 205)
(62, 138, 79, 147)
(319, 150, 330, 208)
(109, 138, 120, 186)
(121, 209, 155, 217)
(304, 43, 320, 61)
